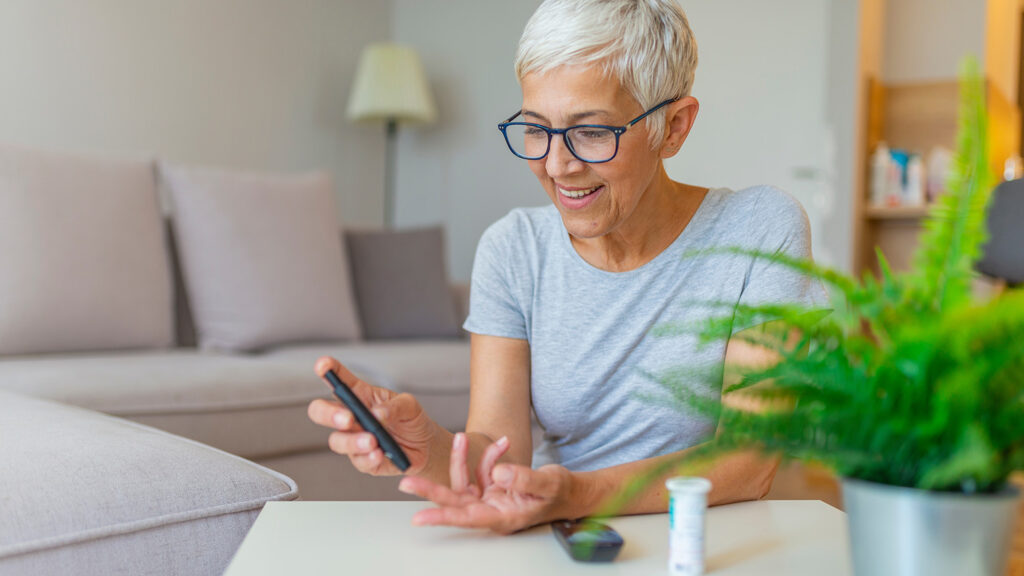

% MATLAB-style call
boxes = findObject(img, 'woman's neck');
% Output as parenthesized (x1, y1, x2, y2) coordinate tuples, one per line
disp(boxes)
(570, 168, 708, 273)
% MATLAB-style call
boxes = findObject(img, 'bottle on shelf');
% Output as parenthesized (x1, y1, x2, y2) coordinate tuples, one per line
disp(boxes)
(887, 149, 909, 207)
(870, 142, 890, 207)
(905, 155, 925, 206)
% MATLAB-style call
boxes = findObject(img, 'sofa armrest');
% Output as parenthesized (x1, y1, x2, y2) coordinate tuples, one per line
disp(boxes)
(450, 283, 470, 339)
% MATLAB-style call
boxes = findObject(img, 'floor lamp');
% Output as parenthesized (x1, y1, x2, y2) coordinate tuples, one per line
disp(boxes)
(347, 43, 437, 228)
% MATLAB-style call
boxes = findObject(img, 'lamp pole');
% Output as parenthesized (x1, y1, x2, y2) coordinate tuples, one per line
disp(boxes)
(384, 118, 398, 228)
(346, 43, 436, 228)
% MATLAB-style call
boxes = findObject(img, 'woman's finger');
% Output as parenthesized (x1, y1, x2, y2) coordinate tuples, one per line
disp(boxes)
(492, 463, 558, 496)
(449, 433, 470, 493)
(351, 449, 397, 475)
(307, 399, 359, 431)
(327, 430, 378, 455)
(411, 503, 504, 531)
(399, 476, 478, 507)
(476, 436, 510, 491)
(314, 356, 380, 406)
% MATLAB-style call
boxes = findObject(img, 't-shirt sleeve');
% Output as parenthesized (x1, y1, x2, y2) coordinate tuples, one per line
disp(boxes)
(462, 220, 529, 340)
(733, 188, 830, 333)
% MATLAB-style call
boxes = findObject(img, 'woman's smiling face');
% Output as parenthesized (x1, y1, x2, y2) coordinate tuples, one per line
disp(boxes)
(520, 65, 666, 240)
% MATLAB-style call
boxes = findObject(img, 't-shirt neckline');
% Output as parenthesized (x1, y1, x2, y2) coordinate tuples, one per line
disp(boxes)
(557, 187, 725, 279)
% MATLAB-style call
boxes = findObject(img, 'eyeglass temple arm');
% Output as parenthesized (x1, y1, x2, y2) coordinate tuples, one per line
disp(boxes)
(626, 98, 680, 127)
(499, 110, 523, 125)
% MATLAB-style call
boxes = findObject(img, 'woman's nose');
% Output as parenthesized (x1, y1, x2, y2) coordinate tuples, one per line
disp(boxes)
(545, 134, 585, 177)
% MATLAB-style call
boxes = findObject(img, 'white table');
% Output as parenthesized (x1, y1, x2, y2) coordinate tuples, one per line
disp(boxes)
(224, 500, 850, 575)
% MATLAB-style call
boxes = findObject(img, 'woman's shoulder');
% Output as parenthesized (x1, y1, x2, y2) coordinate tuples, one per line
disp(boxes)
(472, 206, 559, 288)
(709, 185, 808, 227)
(699, 185, 811, 248)
(712, 185, 805, 219)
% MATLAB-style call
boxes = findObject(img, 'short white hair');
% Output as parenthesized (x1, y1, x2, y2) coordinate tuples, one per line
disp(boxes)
(514, 0, 698, 148)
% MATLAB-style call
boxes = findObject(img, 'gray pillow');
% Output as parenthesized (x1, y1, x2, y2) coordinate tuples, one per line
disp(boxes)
(0, 143, 174, 355)
(345, 227, 461, 340)
(162, 164, 361, 352)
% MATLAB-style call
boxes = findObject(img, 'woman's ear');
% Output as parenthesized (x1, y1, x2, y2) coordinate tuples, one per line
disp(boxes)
(660, 96, 699, 159)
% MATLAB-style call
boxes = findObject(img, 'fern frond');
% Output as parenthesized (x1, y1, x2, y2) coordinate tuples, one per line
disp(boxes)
(908, 57, 994, 313)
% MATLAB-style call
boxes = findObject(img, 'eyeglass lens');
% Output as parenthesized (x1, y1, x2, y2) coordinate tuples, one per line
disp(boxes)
(504, 124, 617, 162)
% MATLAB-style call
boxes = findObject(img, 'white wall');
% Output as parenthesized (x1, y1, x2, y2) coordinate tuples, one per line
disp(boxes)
(391, 0, 544, 281)
(824, 0, 861, 273)
(663, 0, 856, 271)
(0, 0, 390, 226)
(883, 0, 986, 83)
(0, 0, 862, 279)
(394, 0, 860, 278)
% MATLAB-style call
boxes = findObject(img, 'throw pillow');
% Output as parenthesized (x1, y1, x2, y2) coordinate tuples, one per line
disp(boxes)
(0, 143, 174, 356)
(345, 226, 461, 340)
(162, 164, 361, 352)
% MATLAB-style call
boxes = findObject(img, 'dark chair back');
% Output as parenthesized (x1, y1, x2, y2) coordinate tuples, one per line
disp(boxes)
(977, 178, 1024, 287)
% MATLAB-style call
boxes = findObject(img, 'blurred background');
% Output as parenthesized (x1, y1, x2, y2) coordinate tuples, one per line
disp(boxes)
(0, 0, 1020, 280)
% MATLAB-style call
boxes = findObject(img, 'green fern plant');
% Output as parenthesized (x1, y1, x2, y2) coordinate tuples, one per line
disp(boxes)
(630, 56, 1024, 500)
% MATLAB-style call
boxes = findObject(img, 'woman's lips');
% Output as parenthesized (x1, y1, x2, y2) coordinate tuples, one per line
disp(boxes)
(556, 184, 604, 210)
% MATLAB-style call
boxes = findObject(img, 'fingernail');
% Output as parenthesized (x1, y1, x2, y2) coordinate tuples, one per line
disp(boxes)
(493, 465, 512, 484)
(453, 433, 464, 450)
(497, 436, 509, 447)
(372, 407, 387, 421)
(333, 413, 346, 428)
(398, 479, 413, 494)
(358, 435, 372, 450)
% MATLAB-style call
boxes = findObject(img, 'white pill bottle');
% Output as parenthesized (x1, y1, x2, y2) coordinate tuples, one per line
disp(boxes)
(666, 477, 712, 576)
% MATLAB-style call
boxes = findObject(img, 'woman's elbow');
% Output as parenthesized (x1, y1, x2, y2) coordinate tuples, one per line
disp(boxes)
(753, 455, 781, 500)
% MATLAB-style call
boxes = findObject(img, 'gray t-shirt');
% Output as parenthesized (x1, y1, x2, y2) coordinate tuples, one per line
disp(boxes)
(463, 186, 827, 472)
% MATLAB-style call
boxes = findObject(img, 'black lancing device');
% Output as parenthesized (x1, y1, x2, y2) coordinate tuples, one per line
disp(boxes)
(323, 369, 411, 472)
(551, 519, 624, 562)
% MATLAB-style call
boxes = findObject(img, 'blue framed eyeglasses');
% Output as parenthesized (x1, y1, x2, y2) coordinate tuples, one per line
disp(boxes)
(497, 98, 678, 163)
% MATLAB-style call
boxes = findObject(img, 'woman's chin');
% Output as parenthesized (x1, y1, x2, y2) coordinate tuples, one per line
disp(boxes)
(560, 214, 608, 240)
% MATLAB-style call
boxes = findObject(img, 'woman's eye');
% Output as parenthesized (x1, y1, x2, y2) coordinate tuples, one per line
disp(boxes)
(523, 127, 548, 137)
(576, 130, 612, 140)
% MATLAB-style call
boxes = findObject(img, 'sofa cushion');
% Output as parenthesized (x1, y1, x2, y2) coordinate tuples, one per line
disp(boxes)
(264, 341, 472, 431)
(345, 227, 461, 340)
(0, 390, 298, 576)
(0, 350, 339, 459)
(0, 344, 471, 459)
(0, 143, 174, 356)
(265, 341, 471, 395)
(166, 221, 198, 348)
(161, 164, 361, 352)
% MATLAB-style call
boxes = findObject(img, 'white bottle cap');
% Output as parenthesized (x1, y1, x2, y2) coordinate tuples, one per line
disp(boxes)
(665, 477, 712, 495)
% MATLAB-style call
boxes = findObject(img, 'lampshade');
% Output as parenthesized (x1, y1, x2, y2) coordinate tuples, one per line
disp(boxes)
(347, 43, 437, 124)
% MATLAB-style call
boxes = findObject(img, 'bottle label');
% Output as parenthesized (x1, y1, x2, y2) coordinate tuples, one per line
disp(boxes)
(668, 495, 706, 576)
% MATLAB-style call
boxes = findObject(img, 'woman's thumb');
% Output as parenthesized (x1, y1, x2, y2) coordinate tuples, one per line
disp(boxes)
(375, 392, 419, 423)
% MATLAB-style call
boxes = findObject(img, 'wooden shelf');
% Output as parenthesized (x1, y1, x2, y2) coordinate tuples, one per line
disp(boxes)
(864, 205, 932, 220)
(856, 76, 1020, 276)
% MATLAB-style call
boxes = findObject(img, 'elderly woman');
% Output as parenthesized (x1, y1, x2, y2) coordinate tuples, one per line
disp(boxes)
(308, 0, 824, 534)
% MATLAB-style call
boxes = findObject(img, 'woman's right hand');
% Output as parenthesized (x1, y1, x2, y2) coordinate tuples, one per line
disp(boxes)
(307, 356, 440, 476)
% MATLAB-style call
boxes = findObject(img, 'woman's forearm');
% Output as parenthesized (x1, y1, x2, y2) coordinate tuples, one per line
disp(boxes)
(561, 447, 779, 520)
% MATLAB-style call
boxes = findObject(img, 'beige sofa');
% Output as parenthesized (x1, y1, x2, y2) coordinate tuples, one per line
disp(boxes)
(0, 390, 300, 575)
(0, 143, 472, 574)
(0, 279, 473, 502)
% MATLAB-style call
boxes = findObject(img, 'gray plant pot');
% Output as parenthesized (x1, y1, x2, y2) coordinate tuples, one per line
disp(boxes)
(841, 477, 1020, 576)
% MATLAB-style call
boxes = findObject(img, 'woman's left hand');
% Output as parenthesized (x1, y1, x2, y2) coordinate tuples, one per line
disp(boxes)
(398, 433, 576, 534)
